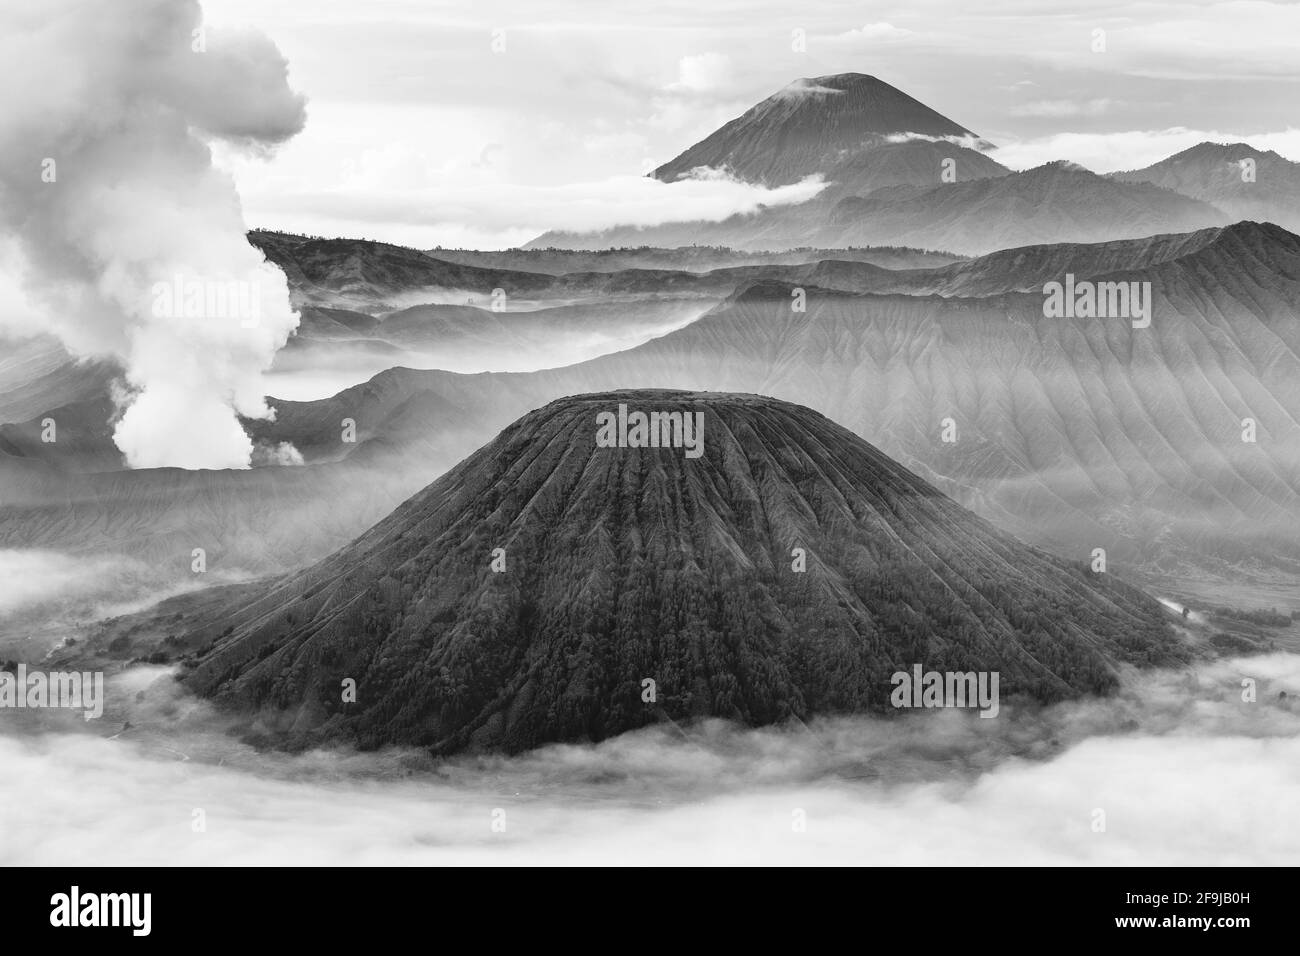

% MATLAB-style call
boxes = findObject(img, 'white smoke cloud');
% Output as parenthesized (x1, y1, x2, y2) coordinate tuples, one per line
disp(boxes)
(253, 440, 305, 466)
(0, 0, 306, 469)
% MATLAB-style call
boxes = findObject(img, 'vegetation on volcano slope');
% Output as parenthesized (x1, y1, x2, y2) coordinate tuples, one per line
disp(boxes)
(181, 391, 1185, 754)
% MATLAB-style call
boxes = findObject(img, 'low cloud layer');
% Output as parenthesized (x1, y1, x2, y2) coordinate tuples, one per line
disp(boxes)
(245, 169, 828, 248)
(990, 127, 1300, 173)
(1, 653, 1296, 865)
(0, 0, 306, 469)
(201, 0, 1300, 248)
(0, 550, 232, 661)
(0, 550, 148, 618)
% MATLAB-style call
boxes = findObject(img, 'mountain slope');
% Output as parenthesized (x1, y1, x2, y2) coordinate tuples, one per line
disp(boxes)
(0, 336, 119, 426)
(531, 71, 1235, 254)
(249, 232, 556, 310)
(181, 391, 1183, 754)
(277, 298, 714, 377)
(7, 224, 1297, 588)
(822, 162, 1229, 253)
(534, 162, 1229, 254)
(816, 137, 1009, 197)
(880, 223, 1240, 297)
(426, 245, 965, 275)
(252, 222, 1300, 578)
(1112, 142, 1300, 233)
(653, 73, 985, 186)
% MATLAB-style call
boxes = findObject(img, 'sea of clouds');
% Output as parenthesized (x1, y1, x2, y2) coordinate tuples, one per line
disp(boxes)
(2, 654, 1297, 865)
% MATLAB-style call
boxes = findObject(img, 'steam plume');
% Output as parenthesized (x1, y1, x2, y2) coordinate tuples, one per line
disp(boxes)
(0, 0, 306, 468)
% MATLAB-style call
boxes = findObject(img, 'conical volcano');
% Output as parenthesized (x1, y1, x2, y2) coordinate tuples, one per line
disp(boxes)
(183, 391, 1184, 753)
(653, 73, 984, 186)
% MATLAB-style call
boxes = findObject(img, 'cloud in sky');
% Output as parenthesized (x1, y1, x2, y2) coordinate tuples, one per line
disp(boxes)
(1010, 98, 1114, 118)
(838, 22, 912, 42)
(1018, 1, 1300, 81)
(243, 166, 829, 248)
(667, 53, 734, 94)
(199, 0, 1300, 246)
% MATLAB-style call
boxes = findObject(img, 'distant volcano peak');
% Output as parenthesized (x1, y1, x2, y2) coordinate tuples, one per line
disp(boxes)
(652, 72, 982, 187)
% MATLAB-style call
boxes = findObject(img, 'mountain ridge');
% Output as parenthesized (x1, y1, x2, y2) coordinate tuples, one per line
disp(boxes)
(653, 73, 988, 186)
(1112, 141, 1300, 233)
(6, 223, 1298, 589)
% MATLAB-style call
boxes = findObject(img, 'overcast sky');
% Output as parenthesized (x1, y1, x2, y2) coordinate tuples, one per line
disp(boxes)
(206, 0, 1300, 248)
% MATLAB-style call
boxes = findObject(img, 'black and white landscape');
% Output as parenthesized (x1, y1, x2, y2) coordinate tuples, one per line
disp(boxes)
(2, 0, 1299, 870)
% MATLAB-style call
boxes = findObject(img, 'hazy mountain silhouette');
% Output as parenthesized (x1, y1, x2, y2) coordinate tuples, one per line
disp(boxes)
(249, 231, 555, 311)
(254, 222, 1300, 578)
(7, 224, 1298, 590)
(1112, 142, 1300, 233)
(427, 244, 964, 275)
(530, 74, 1232, 253)
(279, 298, 712, 376)
(0, 336, 118, 426)
(534, 161, 1228, 254)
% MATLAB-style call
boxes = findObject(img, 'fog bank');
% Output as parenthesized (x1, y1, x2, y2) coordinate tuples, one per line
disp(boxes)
(2, 654, 1297, 865)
